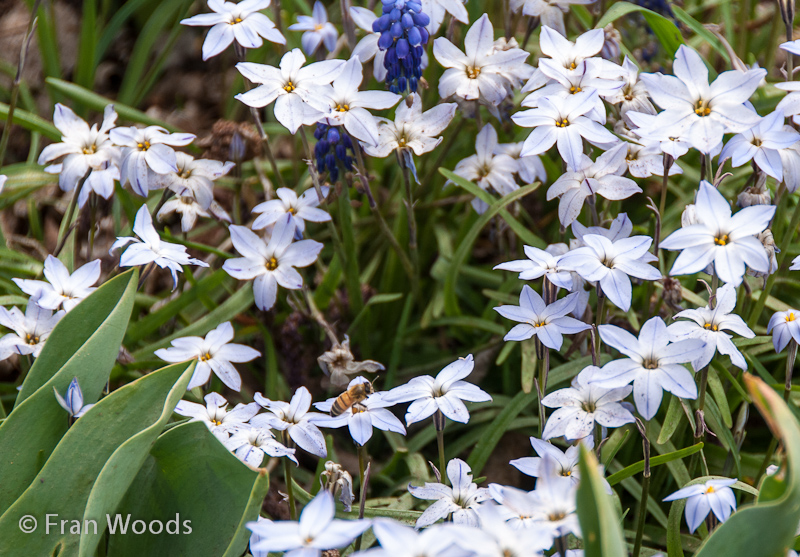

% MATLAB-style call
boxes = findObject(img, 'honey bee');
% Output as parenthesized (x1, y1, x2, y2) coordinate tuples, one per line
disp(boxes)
(330, 380, 374, 417)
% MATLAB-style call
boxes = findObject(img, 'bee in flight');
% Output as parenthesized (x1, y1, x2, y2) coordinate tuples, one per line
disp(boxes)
(330, 380, 375, 417)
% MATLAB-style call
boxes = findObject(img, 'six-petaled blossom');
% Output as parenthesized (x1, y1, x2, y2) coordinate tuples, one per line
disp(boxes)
(637, 44, 765, 154)
(720, 109, 800, 181)
(768, 309, 800, 352)
(111, 205, 209, 289)
(540, 370, 635, 440)
(252, 186, 331, 236)
(54, 377, 95, 419)
(110, 125, 196, 197)
(663, 478, 738, 533)
(0, 300, 64, 360)
(289, 1, 338, 55)
(494, 286, 590, 350)
(558, 233, 662, 312)
(235, 48, 345, 134)
(408, 458, 491, 528)
(454, 124, 520, 213)
(223, 214, 323, 311)
(494, 244, 574, 290)
(38, 104, 120, 207)
(660, 181, 775, 286)
(14, 255, 101, 312)
(254, 386, 329, 457)
(174, 392, 260, 440)
(313, 378, 406, 446)
(153, 152, 234, 210)
(433, 14, 530, 107)
(384, 354, 492, 426)
(181, 0, 285, 60)
(223, 416, 297, 466)
(667, 283, 755, 370)
(155, 321, 260, 391)
(247, 490, 371, 557)
(587, 317, 707, 420)
(365, 519, 473, 557)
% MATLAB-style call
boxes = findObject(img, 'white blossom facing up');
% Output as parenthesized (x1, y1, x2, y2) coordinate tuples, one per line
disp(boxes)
(181, 0, 285, 60)
(110, 125, 195, 197)
(383, 354, 492, 426)
(174, 392, 260, 440)
(768, 309, 800, 352)
(0, 300, 64, 359)
(513, 2, 595, 36)
(152, 152, 234, 210)
(54, 377, 95, 418)
(720, 109, 800, 181)
(587, 317, 707, 420)
(14, 255, 101, 312)
(494, 286, 590, 350)
(110, 205, 209, 289)
(364, 519, 475, 557)
(667, 283, 755, 370)
(558, 233, 662, 312)
(289, 1, 338, 55)
(235, 48, 345, 134)
(408, 458, 491, 528)
(663, 478, 737, 533)
(494, 244, 574, 290)
(660, 181, 775, 286)
(540, 370, 635, 440)
(363, 94, 457, 158)
(223, 214, 323, 311)
(223, 416, 297, 466)
(254, 386, 329, 457)
(252, 186, 331, 236)
(247, 490, 371, 557)
(155, 321, 260, 391)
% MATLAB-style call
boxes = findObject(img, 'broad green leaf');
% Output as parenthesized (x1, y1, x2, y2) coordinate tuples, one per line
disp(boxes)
(595, 2, 684, 56)
(607, 443, 704, 486)
(0, 270, 138, 510)
(671, 6, 731, 64)
(78, 362, 195, 557)
(0, 361, 193, 555)
(707, 366, 732, 428)
(0, 101, 61, 140)
(693, 374, 800, 556)
(658, 394, 685, 445)
(467, 389, 538, 476)
(107, 421, 269, 556)
(577, 444, 627, 557)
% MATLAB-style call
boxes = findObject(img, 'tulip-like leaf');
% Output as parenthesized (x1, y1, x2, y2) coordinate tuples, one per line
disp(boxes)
(107, 421, 269, 557)
(0, 361, 193, 555)
(691, 374, 800, 556)
(576, 444, 627, 557)
(0, 269, 138, 510)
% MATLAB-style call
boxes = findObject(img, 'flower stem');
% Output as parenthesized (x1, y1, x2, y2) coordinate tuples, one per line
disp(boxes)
(659, 154, 673, 222)
(358, 442, 368, 501)
(282, 430, 297, 520)
(632, 420, 651, 557)
(536, 343, 550, 437)
(434, 410, 447, 485)
(785, 339, 797, 402)
(398, 151, 420, 297)
(595, 285, 606, 353)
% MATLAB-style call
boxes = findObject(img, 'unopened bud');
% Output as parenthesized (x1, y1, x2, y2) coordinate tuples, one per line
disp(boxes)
(737, 173, 771, 207)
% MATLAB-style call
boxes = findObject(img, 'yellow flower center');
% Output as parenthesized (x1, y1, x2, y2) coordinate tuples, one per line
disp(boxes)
(569, 85, 582, 94)
(212, 419, 223, 426)
(643, 358, 659, 370)
(284, 81, 296, 92)
(568, 62, 577, 70)
(703, 323, 720, 331)
(695, 100, 712, 117)
(335, 104, 349, 112)
(555, 118, 570, 128)
(714, 234, 729, 246)
(26, 334, 39, 345)
(314, 23, 324, 31)
(82, 144, 97, 154)
(706, 485, 715, 494)
(466, 66, 481, 79)
(137, 140, 151, 151)
(200, 353, 212, 362)
(288, 207, 297, 215)
(266, 257, 279, 271)
(788, 312, 796, 322)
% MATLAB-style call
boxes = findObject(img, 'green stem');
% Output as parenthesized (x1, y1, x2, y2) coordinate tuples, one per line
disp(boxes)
(53, 185, 83, 258)
(358, 442, 368, 501)
(537, 344, 550, 437)
(785, 339, 797, 402)
(398, 151, 420, 298)
(436, 414, 447, 486)
(632, 421, 651, 557)
(282, 431, 297, 520)
(596, 285, 606, 353)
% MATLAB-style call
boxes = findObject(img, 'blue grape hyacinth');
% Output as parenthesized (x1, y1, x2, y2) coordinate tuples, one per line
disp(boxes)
(372, 0, 430, 94)
(314, 123, 356, 183)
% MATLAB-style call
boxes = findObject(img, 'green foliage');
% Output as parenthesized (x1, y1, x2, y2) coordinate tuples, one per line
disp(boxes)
(577, 444, 627, 557)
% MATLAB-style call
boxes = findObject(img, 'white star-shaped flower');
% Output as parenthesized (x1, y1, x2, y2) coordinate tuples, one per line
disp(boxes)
(0, 300, 64, 360)
(663, 478, 737, 533)
(667, 283, 754, 370)
(586, 317, 706, 420)
(110, 205, 209, 290)
(14, 255, 101, 312)
(53, 377, 95, 419)
(174, 392, 260, 440)
(152, 152, 234, 210)
(454, 124, 520, 213)
(768, 309, 800, 352)
(409, 458, 491, 528)
(181, 0, 285, 60)
(540, 370, 635, 440)
(383, 354, 492, 426)
(223, 417, 297, 466)
(660, 181, 775, 286)
(252, 186, 331, 236)
(223, 214, 322, 311)
(494, 286, 590, 349)
(494, 244, 574, 290)
(155, 321, 260, 391)
(254, 386, 329, 457)
(289, 0, 338, 55)
(720, 109, 800, 181)
(235, 48, 345, 134)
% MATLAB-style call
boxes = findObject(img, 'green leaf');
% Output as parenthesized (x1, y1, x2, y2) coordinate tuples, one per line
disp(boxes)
(594, 2, 684, 57)
(576, 444, 627, 557)
(0, 361, 194, 555)
(707, 366, 732, 428)
(693, 374, 800, 556)
(0, 101, 61, 140)
(658, 394, 685, 445)
(107, 421, 269, 556)
(607, 443, 704, 486)
(467, 389, 538, 476)
(671, 6, 732, 64)
(0, 270, 138, 510)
